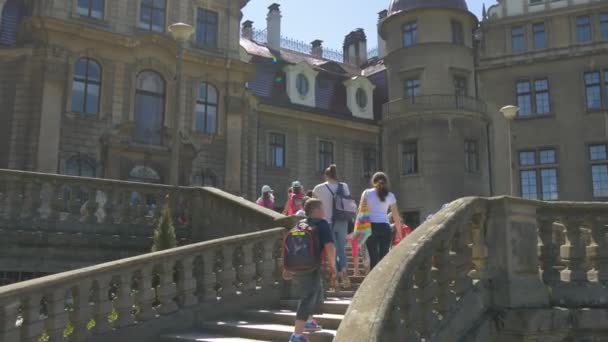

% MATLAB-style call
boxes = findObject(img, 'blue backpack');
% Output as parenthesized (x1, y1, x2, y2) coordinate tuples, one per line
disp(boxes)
(283, 219, 321, 273)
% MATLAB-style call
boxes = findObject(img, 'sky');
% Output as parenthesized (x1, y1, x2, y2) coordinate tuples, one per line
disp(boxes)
(242, 0, 490, 52)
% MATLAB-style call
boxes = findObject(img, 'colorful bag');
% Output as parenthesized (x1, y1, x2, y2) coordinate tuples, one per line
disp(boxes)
(283, 219, 321, 273)
(352, 190, 372, 246)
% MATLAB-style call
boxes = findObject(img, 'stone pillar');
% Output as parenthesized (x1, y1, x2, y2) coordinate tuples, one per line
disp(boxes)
(36, 64, 64, 173)
(224, 96, 244, 194)
(486, 198, 550, 308)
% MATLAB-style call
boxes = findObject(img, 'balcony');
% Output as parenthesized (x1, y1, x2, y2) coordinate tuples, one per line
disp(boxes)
(383, 94, 487, 118)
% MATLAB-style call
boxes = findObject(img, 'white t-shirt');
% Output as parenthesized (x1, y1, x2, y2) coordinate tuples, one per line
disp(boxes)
(363, 188, 397, 223)
(313, 181, 351, 223)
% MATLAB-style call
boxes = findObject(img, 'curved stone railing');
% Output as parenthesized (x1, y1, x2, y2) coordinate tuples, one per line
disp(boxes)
(0, 227, 285, 342)
(383, 95, 487, 118)
(336, 197, 608, 341)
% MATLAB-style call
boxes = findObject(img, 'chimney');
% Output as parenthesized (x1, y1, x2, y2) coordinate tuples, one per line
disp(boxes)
(242, 20, 253, 40)
(266, 3, 281, 50)
(378, 10, 388, 58)
(343, 28, 367, 66)
(311, 40, 323, 59)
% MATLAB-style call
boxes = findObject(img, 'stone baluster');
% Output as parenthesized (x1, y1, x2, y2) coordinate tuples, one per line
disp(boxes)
(19, 182, 37, 222)
(260, 239, 276, 289)
(272, 238, 284, 286)
(241, 242, 258, 294)
(5, 180, 23, 222)
(413, 257, 435, 338)
(21, 294, 45, 342)
(89, 276, 112, 335)
(45, 288, 70, 340)
(452, 227, 474, 298)
(232, 246, 245, 295)
(37, 182, 55, 222)
(114, 272, 134, 328)
(156, 262, 179, 315)
(560, 216, 588, 283)
(586, 215, 608, 284)
(393, 279, 418, 341)
(93, 188, 110, 224)
(434, 240, 453, 318)
(82, 186, 97, 224)
(201, 250, 219, 302)
(222, 245, 237, 297)
(0, 299, 22, 342)
(177, 256, 199, 307)
(136, 266, 157, 321)
(470, 211, 488, 280)
(73, 281, 93, 341)
(538, 213, 560, 284)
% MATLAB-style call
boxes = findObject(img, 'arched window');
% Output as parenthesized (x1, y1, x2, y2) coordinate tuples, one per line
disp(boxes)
(71, 58, 101, 115)
(134, 71, 165, 145)
(0, 0, 26, 46)
(65, 155, 96, 177)
(192, 169, 218, 187)
(195, 82, 218, 134)
(129, 165, 161, 183)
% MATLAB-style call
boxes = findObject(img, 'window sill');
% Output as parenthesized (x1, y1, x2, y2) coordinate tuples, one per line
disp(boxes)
(586, 108, 608, 114)
(64, 111, 105, 121)
(515, 113, 554, 121)
(465, 171, 482, 176)
(400, 173, 420, 178)
(70, 15, 109, 29)
(192, 131, 220, 143)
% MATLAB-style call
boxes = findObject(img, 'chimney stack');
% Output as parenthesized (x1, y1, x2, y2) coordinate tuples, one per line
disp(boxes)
(242, 20, 253, 40)
(378, 10, 388, 58)
(266, 3, 282, 50)
(311, 40, 323, 59)
(343, 28, 367, 66)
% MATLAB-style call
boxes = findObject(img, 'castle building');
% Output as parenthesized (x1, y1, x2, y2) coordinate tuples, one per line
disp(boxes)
(0, 0, 607, 228)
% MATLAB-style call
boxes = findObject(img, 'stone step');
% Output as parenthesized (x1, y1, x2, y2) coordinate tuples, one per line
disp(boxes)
(280, 298, 351, 315)
(325, 290, 355, 298)
(241, 310, 344, 330)
(198, 321, 335, 342)
(160, 333, 268, 342)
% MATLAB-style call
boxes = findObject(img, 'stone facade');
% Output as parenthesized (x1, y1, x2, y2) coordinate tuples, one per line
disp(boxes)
(1, 0, 607, 224)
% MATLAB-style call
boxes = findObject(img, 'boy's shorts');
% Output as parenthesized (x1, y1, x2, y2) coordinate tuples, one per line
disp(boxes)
(293, 268, 324, 321)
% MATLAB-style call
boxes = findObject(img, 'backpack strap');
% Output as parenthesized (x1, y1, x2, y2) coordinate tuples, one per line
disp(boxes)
(325, 183, 335, 197)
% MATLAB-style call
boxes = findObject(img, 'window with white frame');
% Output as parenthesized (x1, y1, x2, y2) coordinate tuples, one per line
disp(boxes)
(519, 148, 559, 200)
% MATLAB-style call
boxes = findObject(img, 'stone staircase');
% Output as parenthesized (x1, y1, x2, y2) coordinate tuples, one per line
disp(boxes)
(161, 248, 365, 342)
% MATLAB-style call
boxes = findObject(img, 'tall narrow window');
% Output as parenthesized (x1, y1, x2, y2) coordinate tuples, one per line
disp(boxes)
(134, 71, 165, 145)
(77, 0, 104, 19)
(196, 9, 218, 48)
(452, 21, 464, 45)
(0, 0, 26, 46)
(195, 82, 218, 134)
(601, 14, 608, 40)
(268, 133, 286, 168)
(577, 15, 592, 43)
(363, 149, 376, 178)
(402, 21, 417, 47)
(71, 58, 101, 115)
(590, 144, 608, 198)
(533, 22, 546, 49)
(516, 80, 532, 116)
(318, 141, 334, 172)
(402, 141, 418, 175)
(585, 71, 602, 110)
(139, 0, 166, 32)
(465, 140, 479, 173)
(519, 148, 559, 200)
(534, 79, 550, 114)
(511, 26, 525, 52)
(404, 79, 421, 99)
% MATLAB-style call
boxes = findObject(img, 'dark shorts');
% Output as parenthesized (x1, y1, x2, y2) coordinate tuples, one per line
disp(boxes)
(293, 268, 324, 321)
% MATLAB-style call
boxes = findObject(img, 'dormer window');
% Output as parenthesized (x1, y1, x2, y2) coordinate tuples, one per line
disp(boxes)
(356, 88, 368, 109)
(344, 76, 375, 120)
(296, 74, 309, 97)
(284, 62, 318, 107)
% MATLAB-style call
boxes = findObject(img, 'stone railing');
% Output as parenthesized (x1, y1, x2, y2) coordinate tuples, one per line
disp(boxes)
(336, 197, 608, 341)
(383, 95, 487, 118)
(0, 169, 286, 277)
(0, 227, 285, 342)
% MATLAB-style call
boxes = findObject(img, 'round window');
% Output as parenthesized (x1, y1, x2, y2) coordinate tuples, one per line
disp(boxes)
(356, 88, 368, 109)
(296, 74, 309, 96)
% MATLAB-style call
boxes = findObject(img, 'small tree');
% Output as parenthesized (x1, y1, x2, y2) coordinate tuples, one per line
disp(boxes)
(151, 204, 177, 252)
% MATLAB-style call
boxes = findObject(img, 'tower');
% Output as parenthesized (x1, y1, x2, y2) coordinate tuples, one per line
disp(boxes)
(380, 0, 490, 219)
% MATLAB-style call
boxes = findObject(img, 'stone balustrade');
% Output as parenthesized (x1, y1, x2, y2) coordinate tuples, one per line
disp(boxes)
(0, 227, 285, 342)
(0, 169, 286, 275)
(336, 197, 608, 341)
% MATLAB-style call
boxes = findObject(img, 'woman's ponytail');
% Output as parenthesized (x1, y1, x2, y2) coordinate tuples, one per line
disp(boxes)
(372, 172, 390, 202)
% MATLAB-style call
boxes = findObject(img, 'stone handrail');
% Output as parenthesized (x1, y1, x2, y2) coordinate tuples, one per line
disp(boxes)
(0, 168, 285, 242)
(0, 227, 286, 342)
(383, 95, 487, 117)
(336, 197, 608, 341)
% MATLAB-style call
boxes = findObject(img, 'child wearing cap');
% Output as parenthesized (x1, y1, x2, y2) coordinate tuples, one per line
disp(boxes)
(283, 181, 307, 215)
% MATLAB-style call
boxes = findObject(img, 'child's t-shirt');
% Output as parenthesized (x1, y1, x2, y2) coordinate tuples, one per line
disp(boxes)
(308, 218, 334, 258)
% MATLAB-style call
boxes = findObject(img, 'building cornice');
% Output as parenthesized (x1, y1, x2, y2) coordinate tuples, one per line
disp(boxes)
(258, 103, 380, 134)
